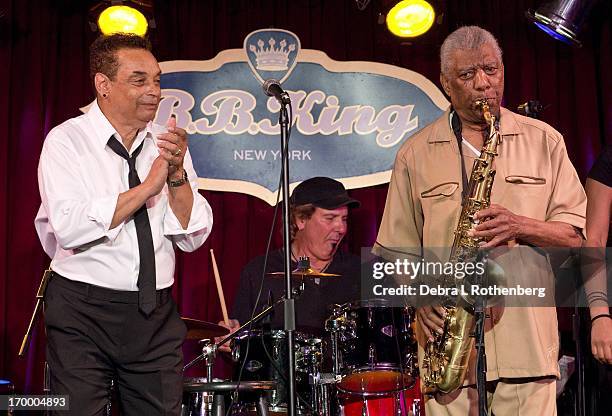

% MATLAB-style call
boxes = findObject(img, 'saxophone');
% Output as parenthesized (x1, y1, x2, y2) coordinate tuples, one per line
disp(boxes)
(421, 100, 502, 394)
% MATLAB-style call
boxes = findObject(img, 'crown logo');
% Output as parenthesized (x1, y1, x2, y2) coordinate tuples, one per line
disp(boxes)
(244, 29, 301, 84)
(249, 38, 296, 71)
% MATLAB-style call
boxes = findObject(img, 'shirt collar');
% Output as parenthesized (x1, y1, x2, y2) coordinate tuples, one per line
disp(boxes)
(87, 100, 154, 151)
(498, 107, 521, 136)
(427, 107, 454, 143)
(428, 106, 521, 144)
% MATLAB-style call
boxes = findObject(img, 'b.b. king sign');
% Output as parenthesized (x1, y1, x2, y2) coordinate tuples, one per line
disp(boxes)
(158, 29, 448, 204)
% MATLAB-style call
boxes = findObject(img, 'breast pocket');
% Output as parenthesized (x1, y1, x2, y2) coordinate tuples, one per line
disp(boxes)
(420, 182, 460, 246)
(500, 175, 548, 218)
(421, 182, 459, 198)
(505, 175, 546, 185)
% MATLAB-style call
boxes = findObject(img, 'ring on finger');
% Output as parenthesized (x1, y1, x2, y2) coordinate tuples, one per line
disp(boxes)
(173, 147, 182, 157)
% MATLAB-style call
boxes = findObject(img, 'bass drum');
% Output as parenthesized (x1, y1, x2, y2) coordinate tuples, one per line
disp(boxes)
(338, 378, 425, 416)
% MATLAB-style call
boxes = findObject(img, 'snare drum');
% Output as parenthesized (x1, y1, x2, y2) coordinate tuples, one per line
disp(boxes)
(231, 330, 324, 414)
(327, 300, 417, 395)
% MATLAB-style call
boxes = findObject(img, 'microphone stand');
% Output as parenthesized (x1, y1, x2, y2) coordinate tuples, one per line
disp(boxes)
(474, 250, 488, 416)
(278, 101, 297, 416)
(574, 305, 586, 416)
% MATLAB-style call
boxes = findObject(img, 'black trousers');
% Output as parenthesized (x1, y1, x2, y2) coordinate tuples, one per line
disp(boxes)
(44, 273, 187, 416)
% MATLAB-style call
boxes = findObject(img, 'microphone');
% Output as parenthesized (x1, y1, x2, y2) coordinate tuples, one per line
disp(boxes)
(517, 100, 547, 119)
(262, 79, 291, 104)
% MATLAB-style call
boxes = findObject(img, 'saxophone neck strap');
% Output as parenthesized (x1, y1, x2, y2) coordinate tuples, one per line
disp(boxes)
(449, 109, 501, 199)
(450, 110, 469, 199)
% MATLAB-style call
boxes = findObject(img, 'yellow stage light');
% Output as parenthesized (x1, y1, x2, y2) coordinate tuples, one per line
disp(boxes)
(386, 0, 435, 38)
(97, 5, 148, 36)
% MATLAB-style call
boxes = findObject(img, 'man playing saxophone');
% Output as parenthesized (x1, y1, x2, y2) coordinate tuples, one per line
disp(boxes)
(374, 26, 586, 415)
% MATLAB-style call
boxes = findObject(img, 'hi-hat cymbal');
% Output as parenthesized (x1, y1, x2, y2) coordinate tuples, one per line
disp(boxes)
(267, 268, 340, 278)
(181, 317, 230, 340)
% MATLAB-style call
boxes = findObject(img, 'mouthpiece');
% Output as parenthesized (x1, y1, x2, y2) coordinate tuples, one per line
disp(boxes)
(476, 99, 492, 123)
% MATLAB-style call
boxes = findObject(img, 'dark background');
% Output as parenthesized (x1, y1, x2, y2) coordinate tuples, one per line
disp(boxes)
(0, 0, 609, 393)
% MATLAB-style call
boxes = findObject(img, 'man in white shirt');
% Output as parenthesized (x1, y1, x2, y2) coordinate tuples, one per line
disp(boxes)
(35, 33, 213, 415)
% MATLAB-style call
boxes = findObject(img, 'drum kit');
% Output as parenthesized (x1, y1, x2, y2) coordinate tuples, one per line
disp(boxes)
(18, 265, 424, 415)
(181, 271, 424, 416)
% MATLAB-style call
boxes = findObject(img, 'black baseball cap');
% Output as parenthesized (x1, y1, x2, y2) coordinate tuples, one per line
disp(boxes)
(290, 177, 360, 210)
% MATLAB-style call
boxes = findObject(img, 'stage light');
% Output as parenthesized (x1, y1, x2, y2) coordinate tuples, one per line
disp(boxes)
(526, 0, 597, 46)
(386, 0, 435, 38)
(97, 5, 148, 36)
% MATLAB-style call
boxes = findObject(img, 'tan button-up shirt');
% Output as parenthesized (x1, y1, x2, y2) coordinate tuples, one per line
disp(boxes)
(375, 107, 586, 380)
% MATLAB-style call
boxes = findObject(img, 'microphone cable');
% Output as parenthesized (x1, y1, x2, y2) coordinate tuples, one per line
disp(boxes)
(227, 100, 294, 415)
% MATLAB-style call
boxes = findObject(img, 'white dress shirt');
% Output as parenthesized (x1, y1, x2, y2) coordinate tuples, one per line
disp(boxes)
(35, 100, 213, 290)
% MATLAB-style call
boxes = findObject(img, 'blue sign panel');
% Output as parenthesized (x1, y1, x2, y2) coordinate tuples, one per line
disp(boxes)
(155, 29, 448, 203)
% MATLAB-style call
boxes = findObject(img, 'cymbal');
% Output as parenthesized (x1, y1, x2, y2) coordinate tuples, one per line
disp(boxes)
(267, 268, 340, 278)
(181, 317, 229, 340)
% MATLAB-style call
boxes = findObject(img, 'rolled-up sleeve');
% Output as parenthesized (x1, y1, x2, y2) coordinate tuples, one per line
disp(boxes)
(163, 151, 213, 252)
(374, 146, 423, 260)
(38, 132, 123, 250)
(546, 133, 587, 232)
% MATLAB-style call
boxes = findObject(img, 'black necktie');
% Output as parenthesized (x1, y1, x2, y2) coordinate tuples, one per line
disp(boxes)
(107, 136, 156, 316)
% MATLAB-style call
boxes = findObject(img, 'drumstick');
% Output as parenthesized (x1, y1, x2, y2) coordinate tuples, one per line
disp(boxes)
(210, 249, 230, 326)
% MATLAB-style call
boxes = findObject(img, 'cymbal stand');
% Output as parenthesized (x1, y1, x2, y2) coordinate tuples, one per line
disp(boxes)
(325, 304, 347, 375)
(200, 341, 215, 382)
(19, 269, 52, 357)
(19, 270, 52, 415)
(43, 362, 50, 416)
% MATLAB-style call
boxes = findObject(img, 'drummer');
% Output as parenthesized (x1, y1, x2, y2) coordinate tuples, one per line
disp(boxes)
(218, 177, 361, 348)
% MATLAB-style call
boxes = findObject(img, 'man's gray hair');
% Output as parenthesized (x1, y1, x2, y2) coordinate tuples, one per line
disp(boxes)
(440, 26, 503, 77)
